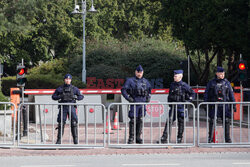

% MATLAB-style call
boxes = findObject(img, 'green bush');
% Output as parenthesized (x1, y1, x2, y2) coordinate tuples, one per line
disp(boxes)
(2, 59, 86, 96)
(70, 38, 187, 87)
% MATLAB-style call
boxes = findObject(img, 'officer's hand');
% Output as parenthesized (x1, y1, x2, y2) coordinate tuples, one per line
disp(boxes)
(58, 94, 63, 100)
(128, 97, 134, 102)
(73, 95, 77, 100)
(146, 97, 151, 103)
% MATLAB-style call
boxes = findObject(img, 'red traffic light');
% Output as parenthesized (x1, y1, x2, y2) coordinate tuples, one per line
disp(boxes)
(239, 63, 246, 70)
(17, 68, 27, 75)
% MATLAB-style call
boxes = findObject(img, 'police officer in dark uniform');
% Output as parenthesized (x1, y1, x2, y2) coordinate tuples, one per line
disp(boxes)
(121, 65, 151, 144)
(204, 67, 235, 143)
(159, 70, 195, 144)
(52, 74, 84, 144)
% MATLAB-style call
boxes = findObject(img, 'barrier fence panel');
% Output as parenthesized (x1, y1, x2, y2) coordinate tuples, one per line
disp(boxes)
(107, 102, 196, 148)
(0, 102, 16, 148)
(17, 103, 106, 149)
(197, 102, 250, 147)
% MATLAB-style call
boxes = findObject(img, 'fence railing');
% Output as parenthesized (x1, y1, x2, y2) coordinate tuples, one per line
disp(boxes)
(1, 101, 249, 149)
(197, 102, 250, 147)
(107, 102, 196, 148)
(16, 103, 106, 149)
(0, 102, 16, 148)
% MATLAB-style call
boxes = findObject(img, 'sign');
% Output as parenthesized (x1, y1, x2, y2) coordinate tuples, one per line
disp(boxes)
(146, 100, 164, 117)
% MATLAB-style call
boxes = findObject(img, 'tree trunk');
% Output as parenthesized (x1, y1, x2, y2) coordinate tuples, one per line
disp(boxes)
(227, 50, 235, 81)
(200, 49, 218, 85)
(217, 48, 223, 67)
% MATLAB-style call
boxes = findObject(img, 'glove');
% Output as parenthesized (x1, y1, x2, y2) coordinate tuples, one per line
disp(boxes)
(128, 97, 134, 102)
(73, 95, 77, 100)
(146, 96, 151, 103)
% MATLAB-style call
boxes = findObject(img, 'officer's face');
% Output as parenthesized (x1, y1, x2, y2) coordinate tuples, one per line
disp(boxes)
(135, 70, 143, 79)
(216, 72, 225, 79)
(64, 78, 72, 85)
(174, 74, 183, 82)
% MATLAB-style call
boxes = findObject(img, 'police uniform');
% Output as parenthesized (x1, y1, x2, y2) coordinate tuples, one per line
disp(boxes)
(159, 70, 195, 144)
(204, 67, 235, 143)
(121, 65, 151, 144)
(52, 74, 84, 144)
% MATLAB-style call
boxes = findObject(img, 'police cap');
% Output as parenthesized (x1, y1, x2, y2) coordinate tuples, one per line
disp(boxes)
(217, 66, 224, 72)
(174, 70, 183, 74)
(64, 74, 72, 79)
(136, 65, 144, 72)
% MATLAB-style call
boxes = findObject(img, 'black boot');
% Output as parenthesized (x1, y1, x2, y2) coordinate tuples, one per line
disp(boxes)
(177, 117, 184, 143)
(71, 121, 78, 144)
(225, 118, 232, 143)
(136, 118, 143, 144)
(128, 118, 134, 144)
(157, 119, 170, 144)
(56, 122, 65, 144)
(208, 118, 214, 143)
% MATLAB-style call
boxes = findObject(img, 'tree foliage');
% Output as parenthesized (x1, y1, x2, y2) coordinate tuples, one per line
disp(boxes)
(161, 0, 249, 84)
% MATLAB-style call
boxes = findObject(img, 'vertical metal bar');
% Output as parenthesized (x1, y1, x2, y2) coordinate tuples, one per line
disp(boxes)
(27, 105, 30, 144)
(35, 105, 38, 144)
(61, 105, 63, 144)
(142, 103, 145, 144)
(197, 103, 200, 145)
(192, 103, 195, 146)
(125, 104, 128, 144)
(69, 105, 72, 144)
(231, 104, 234, 143)
(134, 104, 136, 144)
(159, 104, 161, 144)
(76, 104, 79, 144)
(150, 104, 153, 144)
(176, 104, 178, 144)
(52, 105, 55, 144)
(86, 105, 88, 144)
(94, 105, 96, 145)
(223, 104, 225, 143)
(17, 104, 21, 145)
(206, 104, 209, 143)
(214, 104, 218, 144)
(44, 105, 46, 144)
(248, 104, 250, 142)
(117, 105, 119, 144)
(4, 104, 6, 143)
(13, 103, 16, 146)
(240, 102, 242, 143)
(103, 105, 106, 147)
(167, 104, 170, 143)
(184, 104, 186, 143)
(39, 105, 43, 143)
(107, 105, 110, 145)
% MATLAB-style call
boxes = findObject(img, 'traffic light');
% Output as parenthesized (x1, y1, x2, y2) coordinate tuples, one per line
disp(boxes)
(237, 60, 248, 81)
(16, 64, 27, 87)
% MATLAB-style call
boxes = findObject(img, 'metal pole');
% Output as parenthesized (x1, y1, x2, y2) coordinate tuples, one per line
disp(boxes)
(82, 0, 86, 83)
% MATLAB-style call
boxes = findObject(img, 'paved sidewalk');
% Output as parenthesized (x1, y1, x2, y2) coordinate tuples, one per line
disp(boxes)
(0, 147, 250, 157)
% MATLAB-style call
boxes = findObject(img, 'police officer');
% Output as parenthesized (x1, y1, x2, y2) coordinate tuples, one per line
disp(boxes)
(52, 74, 84, 144)
(159, 70, 195, 144)
(204, 67, 235, 143)
(121, 65, 151, 144)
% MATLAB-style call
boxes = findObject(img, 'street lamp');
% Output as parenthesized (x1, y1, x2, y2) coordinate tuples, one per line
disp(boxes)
(72, 0, 97, 83)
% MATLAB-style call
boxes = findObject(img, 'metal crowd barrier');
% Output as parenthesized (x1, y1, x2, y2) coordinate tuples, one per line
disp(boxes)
(107, 102, 196, 148)
(197, 102, 250, 147)
(17, 103, 106, 149)
(0, 102, 16, 148)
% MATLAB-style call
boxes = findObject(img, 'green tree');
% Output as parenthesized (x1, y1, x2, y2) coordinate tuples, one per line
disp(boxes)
(161, 0, 249, 84)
